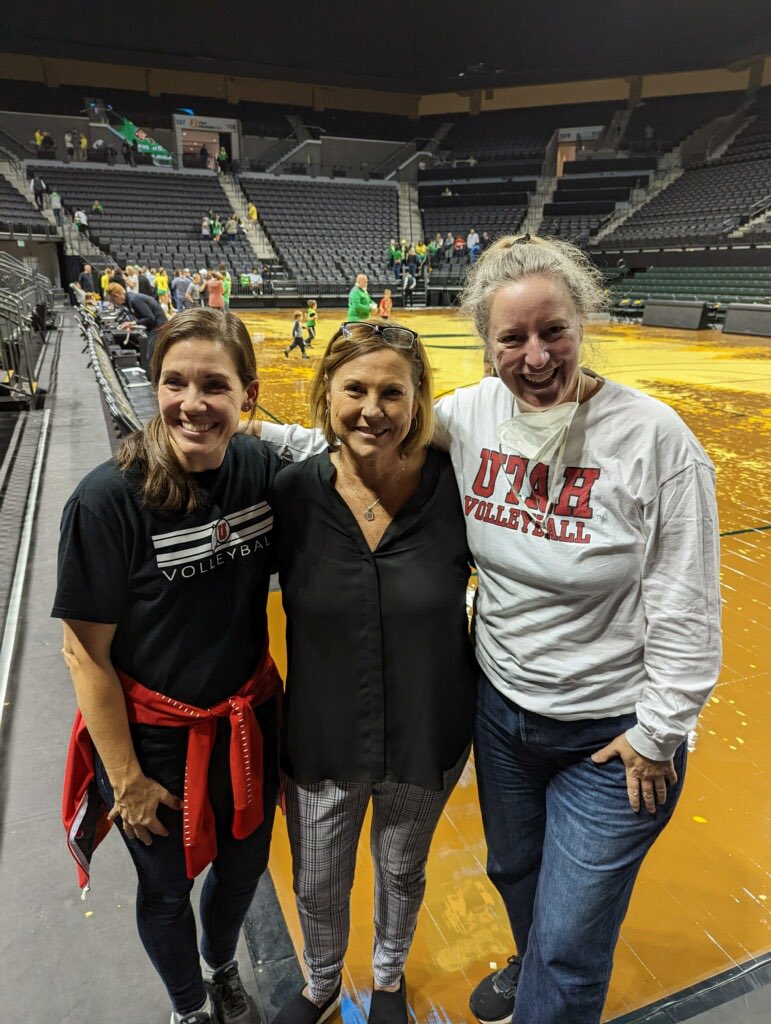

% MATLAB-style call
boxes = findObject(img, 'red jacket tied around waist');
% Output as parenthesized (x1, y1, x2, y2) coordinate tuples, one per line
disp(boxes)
(62, 651, 282, 889)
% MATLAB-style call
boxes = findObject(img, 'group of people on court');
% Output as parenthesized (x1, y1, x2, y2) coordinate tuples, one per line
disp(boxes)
(56, 235, 721, 1024)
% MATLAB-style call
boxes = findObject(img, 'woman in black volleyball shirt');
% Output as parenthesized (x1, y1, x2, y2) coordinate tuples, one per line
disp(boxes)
(55, 310, 280, 1024)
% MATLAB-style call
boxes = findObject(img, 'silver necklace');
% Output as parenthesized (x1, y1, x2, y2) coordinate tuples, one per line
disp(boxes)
(337, 457, 406, 521)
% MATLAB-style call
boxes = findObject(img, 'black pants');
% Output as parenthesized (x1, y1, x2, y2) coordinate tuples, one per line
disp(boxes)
(94, 700, 279, 1015)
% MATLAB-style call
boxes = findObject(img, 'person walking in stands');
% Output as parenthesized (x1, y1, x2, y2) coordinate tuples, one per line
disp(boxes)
(225, 215, 239, 243)
(74, 208, 88, 233)
(284, 311, 310, 359)
(347, 273, 374, 322)
(57, 310, 281, 1024)
(378, 288, 393, 319)
(247, 201, 257, 223)
(211, 218, 223, 245)
(107, 282, 168, 371)
(79, 132, 88, 161)
(30, 173, 47, 210)
(199, 144, 209, 169)
(201, 216, 211, 241)
(64, 130, 75, 162)
(305, 299, 318, 346)
(217, 146, 230, 174)
(50, 189, 63, 225)
(171, 270, 191, 313)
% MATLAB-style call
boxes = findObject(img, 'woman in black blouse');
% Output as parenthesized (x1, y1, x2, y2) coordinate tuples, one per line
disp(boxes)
(270, 320, 477, 1024)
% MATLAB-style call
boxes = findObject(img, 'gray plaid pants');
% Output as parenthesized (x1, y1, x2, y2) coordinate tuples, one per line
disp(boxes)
(285, 750, 468, 1002)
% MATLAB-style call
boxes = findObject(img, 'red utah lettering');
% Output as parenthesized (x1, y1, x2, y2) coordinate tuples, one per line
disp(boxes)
(472, 449, 506, 497)
(553, 467, 602, 519)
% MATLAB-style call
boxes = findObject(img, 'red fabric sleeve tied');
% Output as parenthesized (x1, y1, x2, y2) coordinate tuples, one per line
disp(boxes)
(62, 650, 283, 889)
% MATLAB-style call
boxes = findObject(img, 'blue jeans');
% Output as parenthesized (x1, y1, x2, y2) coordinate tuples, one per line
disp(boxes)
(95, 701, 278, 1015)
(474, 673, 686, 1024)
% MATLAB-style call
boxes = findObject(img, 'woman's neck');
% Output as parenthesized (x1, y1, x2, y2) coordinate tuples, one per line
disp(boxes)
(336, 445, 405, 490)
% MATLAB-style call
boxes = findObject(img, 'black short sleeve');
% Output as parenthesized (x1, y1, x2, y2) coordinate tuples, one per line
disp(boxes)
(53, 496, 129, 624)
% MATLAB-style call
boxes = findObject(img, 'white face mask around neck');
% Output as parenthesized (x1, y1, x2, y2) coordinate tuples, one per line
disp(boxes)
(496, 372, 583, 527)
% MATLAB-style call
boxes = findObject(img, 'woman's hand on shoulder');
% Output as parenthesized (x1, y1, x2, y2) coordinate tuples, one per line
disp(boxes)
(107, 767, 182, 845)
(591, 733, 678, 815)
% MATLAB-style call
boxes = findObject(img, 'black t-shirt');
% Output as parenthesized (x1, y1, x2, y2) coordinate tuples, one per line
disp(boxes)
(273, 447, 477, 790)
(52, 435, 279, 708)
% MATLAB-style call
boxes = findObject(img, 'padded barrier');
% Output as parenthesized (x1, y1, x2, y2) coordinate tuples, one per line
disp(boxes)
(642, 299, 709, 330)
(722, 303, 771, 338)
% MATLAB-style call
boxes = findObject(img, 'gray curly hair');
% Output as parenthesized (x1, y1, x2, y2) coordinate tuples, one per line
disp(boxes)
(460, 234, 607, 344)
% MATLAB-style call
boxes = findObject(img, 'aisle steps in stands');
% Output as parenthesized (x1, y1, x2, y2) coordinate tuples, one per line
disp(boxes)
(398, 182, 423, 245)
(218, 176, 276, 260)
(521, 176, 556, 235)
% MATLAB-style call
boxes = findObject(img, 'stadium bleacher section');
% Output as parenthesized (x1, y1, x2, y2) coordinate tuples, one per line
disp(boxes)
(602, 91, 771, 248)
(623, 91, 742, 153)
(26, 163, 260, 278)
(0, 175, 51, 234)
(611, 265, 771, 320)
(239, 175, 398, 291)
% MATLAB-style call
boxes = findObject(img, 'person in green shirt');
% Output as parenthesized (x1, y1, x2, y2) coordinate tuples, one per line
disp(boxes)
(347, 274, 373, 322)
(305, 299, 318, 346)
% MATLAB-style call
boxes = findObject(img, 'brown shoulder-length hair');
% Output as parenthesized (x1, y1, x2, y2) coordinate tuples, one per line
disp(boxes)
(115, 309, 257, 516)
(309, 318, 433, 457)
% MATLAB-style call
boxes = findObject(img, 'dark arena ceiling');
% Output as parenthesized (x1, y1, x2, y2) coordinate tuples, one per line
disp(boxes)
(1, 1, 770, 94)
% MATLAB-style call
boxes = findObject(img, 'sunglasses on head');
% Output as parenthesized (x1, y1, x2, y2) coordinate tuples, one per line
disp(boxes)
(340, 322, 418, 349)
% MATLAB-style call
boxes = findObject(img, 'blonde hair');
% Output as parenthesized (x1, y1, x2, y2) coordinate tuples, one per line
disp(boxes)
(116, 309, 257, 516)
(309, 318, 433, 457)
(460, 234, 607, 345)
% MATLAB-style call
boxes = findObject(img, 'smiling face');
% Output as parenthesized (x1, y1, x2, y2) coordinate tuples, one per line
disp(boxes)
(487, 275, 583, 409)
(158, 339, 257, 472)
(327, 349, 418, 462)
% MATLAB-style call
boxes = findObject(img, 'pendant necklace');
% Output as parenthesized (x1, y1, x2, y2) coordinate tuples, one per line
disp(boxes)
(338, 457, 406, 521)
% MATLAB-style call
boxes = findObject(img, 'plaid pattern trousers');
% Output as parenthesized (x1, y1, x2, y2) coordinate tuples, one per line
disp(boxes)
(285, 750, 468, 1002)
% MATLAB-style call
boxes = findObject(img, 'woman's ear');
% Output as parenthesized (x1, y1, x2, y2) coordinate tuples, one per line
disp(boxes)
(242, 379, 259, 411)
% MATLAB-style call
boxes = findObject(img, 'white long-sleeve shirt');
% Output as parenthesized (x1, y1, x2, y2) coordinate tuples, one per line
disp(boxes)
(260, 375, 722, 760)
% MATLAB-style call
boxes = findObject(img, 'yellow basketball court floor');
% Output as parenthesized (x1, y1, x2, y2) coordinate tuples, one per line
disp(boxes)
(238, 308, 770, 1022)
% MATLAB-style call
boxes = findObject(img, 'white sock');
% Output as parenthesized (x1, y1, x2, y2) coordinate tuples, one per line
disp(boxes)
(170, 992, 212, 1023)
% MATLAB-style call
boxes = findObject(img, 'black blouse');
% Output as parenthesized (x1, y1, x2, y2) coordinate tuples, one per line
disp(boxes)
(273, 447, 477, 790)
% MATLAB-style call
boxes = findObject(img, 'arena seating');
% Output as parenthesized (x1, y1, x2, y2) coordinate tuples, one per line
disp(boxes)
(0, 176, 51, 234)
(422, 203, 527, 241)
(623, 91, 742, 153)
(612, 266, 771, 315)
(423, 100, 623, 161)
(26, 163, 258, 277)
(240, 175, 398, 288)
(601, 102, 771, 247)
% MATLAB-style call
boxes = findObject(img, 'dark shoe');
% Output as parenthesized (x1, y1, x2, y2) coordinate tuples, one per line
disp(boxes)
(273, 977, 342, 1024)
(172, 995, 215, 1024)
(207, 960, 255, 1023)
(284, 348, 289, 357)
(469, 955, 521, 1024)
(368, 976, 407, 1024)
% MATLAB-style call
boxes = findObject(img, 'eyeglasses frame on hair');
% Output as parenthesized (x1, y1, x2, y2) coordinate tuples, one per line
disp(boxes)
(340, 321, 419, 350)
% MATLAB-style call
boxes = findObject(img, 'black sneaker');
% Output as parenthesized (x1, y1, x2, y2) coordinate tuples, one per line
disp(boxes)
(208, 960, 254, 1024)
(173, 995, 215, 1024)
(272, 976, 342, 1024)
(469, 955, 521, 1024)
(368, 976, 407, 1024)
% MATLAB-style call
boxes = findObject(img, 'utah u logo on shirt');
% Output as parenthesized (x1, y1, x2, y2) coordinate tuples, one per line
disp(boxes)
(152, 502, 272, 581)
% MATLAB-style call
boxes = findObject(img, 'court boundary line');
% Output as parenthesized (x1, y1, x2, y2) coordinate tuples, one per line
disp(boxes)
(606, 950, 771, 1023)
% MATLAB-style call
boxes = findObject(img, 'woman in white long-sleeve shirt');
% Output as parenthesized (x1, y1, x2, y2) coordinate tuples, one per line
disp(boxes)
(254, 235, 722, 1024)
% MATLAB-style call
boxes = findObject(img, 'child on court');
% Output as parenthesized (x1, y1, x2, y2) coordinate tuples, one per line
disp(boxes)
(305, 299, 318, 346)
(284, 311, 309, 359)
(378, 288, 393, 319)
